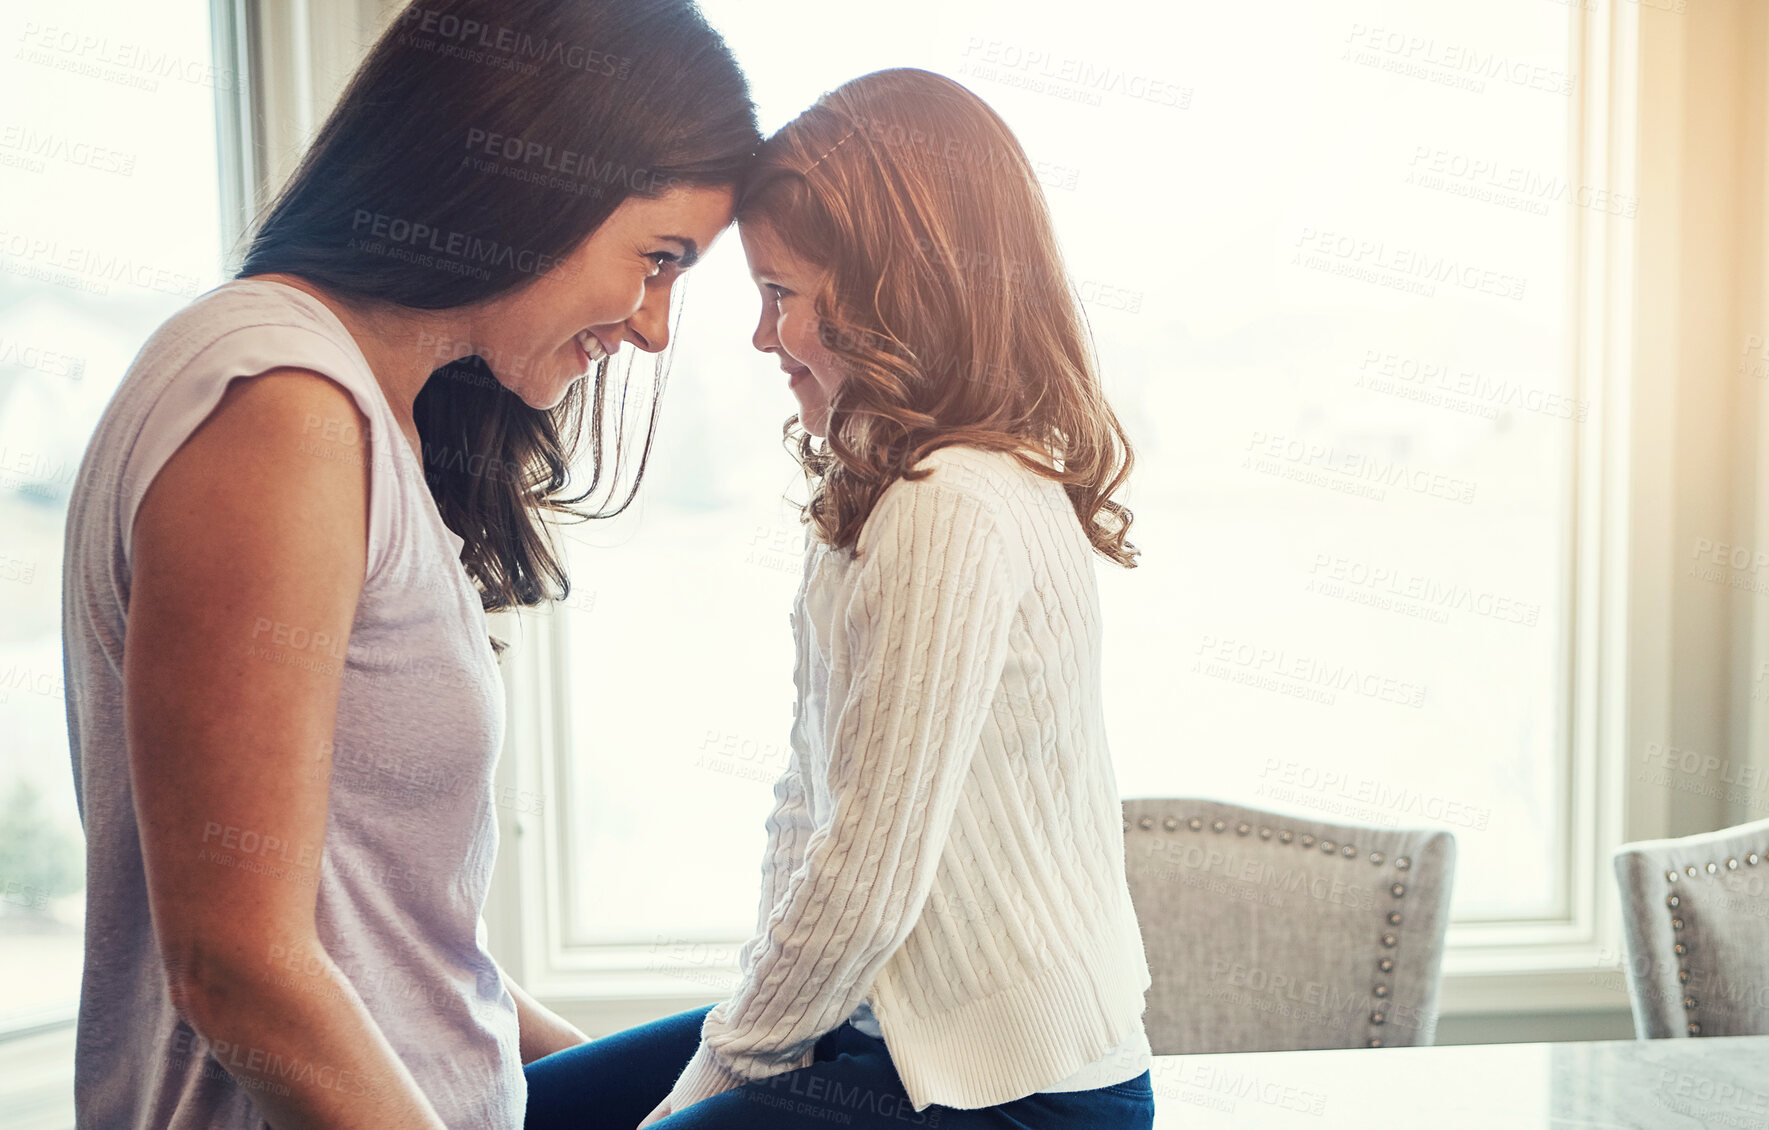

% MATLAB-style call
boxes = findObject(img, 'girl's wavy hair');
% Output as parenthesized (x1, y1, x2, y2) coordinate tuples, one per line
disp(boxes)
(238, 0, 759, 633)
(736, 67, 1137, 567)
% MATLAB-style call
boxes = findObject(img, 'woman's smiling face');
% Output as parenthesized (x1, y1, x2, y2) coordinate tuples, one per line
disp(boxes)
(469, 184, 737, 411)
(740, 219, 846, 438)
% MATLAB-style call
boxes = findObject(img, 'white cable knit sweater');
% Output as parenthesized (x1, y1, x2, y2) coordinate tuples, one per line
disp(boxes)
(664, 444, 1153, 1114)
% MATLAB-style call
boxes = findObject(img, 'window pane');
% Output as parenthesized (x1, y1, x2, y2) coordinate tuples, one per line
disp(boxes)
(2, 0, 224, 1020)
(562, 0, 1578, 942)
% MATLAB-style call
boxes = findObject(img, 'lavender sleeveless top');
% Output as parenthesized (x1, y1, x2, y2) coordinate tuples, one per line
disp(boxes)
(60, 278, 523, 1128)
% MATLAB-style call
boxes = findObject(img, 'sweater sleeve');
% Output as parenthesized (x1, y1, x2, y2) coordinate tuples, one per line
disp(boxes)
(735, 757, 813, 979)
(665, 482, 1022, 1111)
(737, 590, 820, 978)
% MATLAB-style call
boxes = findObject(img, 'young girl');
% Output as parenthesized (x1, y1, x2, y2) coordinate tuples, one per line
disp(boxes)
(523, 68, 1154, 1129)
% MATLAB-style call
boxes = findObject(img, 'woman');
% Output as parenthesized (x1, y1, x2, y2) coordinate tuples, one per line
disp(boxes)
(523, 68, 1154, 1130)
(60, 1, 756, 1126)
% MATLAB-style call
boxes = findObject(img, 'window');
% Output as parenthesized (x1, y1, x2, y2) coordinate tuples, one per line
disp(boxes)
(0, 0, 227, 1027)
(4, 0, 1651, 1031)
(528, 0, 1596, 993)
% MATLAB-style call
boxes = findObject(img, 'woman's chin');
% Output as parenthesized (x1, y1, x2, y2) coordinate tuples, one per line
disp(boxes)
(507, 376, 573, 412)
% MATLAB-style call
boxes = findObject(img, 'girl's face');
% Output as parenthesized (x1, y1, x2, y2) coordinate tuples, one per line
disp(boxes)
(740, 219, 846, 438)
(469, 185, 737, 410)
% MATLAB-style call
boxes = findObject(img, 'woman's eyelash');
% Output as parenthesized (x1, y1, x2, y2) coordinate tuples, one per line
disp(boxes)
(648, 250, 681, 267)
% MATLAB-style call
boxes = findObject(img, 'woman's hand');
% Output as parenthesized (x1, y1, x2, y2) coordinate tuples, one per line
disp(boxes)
(637, 1097, 672, 1128)
(496, 963, 590, 1064)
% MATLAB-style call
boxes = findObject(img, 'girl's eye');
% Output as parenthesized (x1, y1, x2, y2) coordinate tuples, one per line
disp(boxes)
(765, 283, 790, 303)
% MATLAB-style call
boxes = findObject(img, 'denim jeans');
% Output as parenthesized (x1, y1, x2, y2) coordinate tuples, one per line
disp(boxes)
(524, 1004, 1155, 1130)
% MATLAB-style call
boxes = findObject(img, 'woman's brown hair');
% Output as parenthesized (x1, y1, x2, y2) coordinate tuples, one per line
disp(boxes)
(239, 0, 760, 629)
(737, 67, 1138, 567)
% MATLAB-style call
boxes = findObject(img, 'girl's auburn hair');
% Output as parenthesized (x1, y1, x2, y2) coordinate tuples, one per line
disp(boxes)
(737, 67, 1140, 568)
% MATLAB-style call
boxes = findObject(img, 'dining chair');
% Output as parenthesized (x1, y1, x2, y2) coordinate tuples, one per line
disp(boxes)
(1612, 814, 1769, 1038)
(1121, 797, 1456, 1054)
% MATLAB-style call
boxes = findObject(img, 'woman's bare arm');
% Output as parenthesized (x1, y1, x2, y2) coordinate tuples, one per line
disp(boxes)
(126, 368, 446, 1129)
(495, 964, 589, 1063)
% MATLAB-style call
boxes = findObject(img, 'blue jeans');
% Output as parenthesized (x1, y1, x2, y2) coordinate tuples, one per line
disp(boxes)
(523, 1004, 1155, 1129)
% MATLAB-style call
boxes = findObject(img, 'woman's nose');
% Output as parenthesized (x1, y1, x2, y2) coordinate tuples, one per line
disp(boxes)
(625, 303, 668, 354)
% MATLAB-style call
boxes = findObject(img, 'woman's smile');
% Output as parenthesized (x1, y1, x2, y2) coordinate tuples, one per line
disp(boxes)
(572, 329, 612, 373)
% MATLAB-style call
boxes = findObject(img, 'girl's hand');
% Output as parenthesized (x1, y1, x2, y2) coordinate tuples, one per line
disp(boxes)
(637, 1097, 672, 1128)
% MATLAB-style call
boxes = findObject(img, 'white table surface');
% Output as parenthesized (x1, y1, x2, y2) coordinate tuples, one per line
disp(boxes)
(1149, 1035, 1768, 1128)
